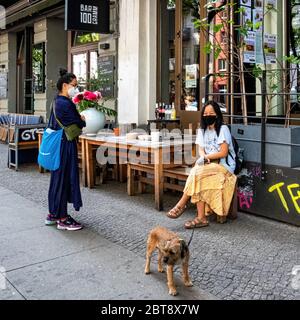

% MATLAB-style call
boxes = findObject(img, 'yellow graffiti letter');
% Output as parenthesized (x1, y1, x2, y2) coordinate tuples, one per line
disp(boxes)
(287, 184, 300, 214)
(268, 182, 289, 213)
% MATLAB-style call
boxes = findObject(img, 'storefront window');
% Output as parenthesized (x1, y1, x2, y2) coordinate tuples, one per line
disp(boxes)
(72, 53, 87, 88)
(90, 51, 98, 79)
(158, 0, 176, 104)
(181, 2, 200, 111)
(159, 0, 200, 110)
(32, 42, 45, 93)
(158, 0, 200, 110)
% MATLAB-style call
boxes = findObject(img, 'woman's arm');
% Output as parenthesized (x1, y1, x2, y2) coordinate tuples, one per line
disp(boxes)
(205, 143, 229, 163)
(62, 101, 86, 128)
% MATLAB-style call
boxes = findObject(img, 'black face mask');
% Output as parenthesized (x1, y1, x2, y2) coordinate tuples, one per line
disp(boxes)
(203, 116, 217, 126)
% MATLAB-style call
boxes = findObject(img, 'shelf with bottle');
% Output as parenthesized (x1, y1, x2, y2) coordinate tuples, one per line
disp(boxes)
(155, 102, 177, 121)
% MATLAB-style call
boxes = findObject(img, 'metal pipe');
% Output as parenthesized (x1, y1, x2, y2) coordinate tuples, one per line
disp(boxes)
(234, 137, 300, 148)
(208, 93, 299, 96)
(261, 70, 267, 181)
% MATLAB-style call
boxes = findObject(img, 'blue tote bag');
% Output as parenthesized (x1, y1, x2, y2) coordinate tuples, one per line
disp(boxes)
(38, 128, 63, 171)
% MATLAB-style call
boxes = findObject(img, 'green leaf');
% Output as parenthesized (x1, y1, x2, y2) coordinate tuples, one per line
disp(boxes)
(213, 24, 223, 33)
(214, 46, 222, 59)
(203, 42, 213, 54)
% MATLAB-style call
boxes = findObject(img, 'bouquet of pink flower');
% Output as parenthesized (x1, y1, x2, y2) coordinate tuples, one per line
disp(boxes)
(73, 90, 117, 117)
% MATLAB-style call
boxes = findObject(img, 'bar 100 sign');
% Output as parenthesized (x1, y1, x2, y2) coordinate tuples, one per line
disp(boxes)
(80, 4, 98, 25)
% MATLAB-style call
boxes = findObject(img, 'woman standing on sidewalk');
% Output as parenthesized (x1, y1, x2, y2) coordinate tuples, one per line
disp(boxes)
(166, 100, 237, 228)
(45, 68, 86, 231)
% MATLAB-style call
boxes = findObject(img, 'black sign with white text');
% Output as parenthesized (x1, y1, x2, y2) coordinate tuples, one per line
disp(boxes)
(65, 0, 110, 33)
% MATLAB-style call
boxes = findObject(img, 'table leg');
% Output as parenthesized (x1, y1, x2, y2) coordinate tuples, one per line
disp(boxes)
(119, 164, 127, 182)
(127, 163, 135, 196)
(85, 140, 95, 188)
(154, 147, 163, 211)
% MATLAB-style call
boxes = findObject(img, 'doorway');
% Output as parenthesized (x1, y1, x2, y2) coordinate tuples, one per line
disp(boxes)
(16, 27, 34, 114)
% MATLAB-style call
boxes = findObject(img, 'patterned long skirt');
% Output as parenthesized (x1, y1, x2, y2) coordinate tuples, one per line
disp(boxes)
(183, 163, 237, 217)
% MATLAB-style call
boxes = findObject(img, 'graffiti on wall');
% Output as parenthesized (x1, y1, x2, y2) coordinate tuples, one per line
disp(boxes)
(237, 168, 255, 210)
(268, 182, 300, 214)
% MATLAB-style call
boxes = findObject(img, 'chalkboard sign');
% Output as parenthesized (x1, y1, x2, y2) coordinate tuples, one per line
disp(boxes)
(0, 72, 8, 99)
(98, 55, 115, 98)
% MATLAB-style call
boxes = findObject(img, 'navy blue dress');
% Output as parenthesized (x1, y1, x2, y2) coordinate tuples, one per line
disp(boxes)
(48, 95, 86, 219)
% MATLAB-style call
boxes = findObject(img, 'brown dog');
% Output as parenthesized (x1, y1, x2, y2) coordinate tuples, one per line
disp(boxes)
(144, 226, 193, 296)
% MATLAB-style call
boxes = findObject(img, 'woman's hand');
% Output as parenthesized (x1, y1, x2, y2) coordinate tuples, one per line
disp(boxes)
(204, 155, 211, 164)
(81, 115, 86, 121)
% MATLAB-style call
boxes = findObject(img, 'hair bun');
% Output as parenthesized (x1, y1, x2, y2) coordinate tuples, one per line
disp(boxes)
(59, 68, 68, 77)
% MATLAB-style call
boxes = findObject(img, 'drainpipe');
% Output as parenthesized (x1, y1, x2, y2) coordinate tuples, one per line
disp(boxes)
(261, 70, 267, 181)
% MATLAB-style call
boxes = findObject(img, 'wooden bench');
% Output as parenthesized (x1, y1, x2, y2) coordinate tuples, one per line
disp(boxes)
(8, 124, 46, 171)
(164, 166, 238, 221)
(127, 163, 238, 221)
(127, 162, 186, 196)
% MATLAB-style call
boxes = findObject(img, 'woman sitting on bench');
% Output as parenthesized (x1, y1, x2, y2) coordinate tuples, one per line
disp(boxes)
(166, 100, 237, 229)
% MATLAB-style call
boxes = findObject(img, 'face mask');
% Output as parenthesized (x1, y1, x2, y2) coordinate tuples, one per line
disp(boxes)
(67, 87, 79, 99)
(203, 116, 217, 126)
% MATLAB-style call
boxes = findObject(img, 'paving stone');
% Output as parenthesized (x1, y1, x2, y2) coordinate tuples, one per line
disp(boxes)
(0, 144, 299, 300)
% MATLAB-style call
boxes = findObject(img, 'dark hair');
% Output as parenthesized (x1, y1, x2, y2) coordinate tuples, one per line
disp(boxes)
(56, 68, 76, 91)
(201, 100, 224, 136)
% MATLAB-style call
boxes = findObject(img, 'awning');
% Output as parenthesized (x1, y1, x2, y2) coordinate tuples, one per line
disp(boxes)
(5, 0, 63, 26)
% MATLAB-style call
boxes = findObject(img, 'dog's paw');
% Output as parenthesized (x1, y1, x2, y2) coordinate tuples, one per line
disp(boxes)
(184, 280, 193, 287)
(158, 268, 165, 273)
(144, 269, 151, 275)
(169, 288, 178, 296)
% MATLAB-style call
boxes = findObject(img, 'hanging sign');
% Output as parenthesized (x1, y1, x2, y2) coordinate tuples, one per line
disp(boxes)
(65, 0, 110, 33)
(185, 64, 198, 89)
(253, 8, 264, 31)
(264, 33, 277, 64)
(244, 31, 256, 64)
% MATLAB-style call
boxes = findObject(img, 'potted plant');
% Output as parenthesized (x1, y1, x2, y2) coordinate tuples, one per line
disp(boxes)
(73, 90, 117, 136)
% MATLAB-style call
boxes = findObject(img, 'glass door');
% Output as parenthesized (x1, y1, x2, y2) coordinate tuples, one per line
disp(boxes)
(158, 0, 200, 111)
(158, 0, 176, 105)
(175, 0, 200, 111)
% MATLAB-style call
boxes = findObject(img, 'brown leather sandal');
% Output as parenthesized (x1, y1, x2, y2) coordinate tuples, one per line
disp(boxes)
(184, 217, 209, 229)
(166, 205, 187, 219)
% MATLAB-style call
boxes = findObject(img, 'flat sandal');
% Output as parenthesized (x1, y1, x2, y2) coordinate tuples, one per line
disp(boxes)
(184, 217, 209, 229)
(166, 205, 187, 219)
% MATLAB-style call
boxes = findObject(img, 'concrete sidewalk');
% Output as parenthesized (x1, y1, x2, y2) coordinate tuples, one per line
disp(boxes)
(0, 186, 215, 300)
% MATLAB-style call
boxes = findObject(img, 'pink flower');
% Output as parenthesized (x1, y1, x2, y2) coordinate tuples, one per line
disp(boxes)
(73, 93, 84, 104)
(94, 91, 102, 100)
(83, 91, 98, 101)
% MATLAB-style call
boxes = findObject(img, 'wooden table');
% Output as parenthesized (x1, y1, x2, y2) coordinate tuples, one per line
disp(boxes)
(81, 134, 196, 211)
